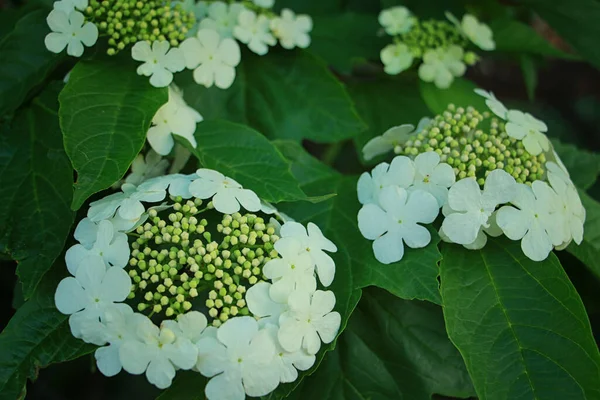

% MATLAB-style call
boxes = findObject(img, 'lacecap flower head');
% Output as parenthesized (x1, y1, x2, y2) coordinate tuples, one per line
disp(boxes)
(54, 168, 341, 397)
(358, 89, 585, 263)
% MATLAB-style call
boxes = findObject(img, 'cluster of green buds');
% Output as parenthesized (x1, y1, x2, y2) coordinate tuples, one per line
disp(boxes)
(400, 19, 468, 58)
(395, 104, 546, 186)
(84, 0, 196, 55)
(125, 197, 281, 326)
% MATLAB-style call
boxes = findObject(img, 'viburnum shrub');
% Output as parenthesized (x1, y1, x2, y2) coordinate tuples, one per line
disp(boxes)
(1, 1, 600, 400)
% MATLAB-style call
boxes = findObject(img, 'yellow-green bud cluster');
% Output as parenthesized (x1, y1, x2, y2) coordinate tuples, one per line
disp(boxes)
(395, 104, 547, 186)
(400, 19, 467, 58)
(85, 0, 196, 55)
(125, 197, 280, 326)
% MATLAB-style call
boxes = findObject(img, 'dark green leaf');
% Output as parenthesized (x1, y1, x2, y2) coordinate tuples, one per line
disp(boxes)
(552, 140, 600, 190)
(287, 288, 474, 400)
(440, 237, 600, 400)
(0, 9, 64, 116)
(419, 78, 486, 115)
(59, 54, 168, 210)
(0, 84, 74, 298)
(178, 50, 365, 143)
(520, 55, 538, 101)
(156, 371, 207, 400)
(568, 189, 600, 280)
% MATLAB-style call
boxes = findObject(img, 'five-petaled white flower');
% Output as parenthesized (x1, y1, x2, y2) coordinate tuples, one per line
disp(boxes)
(270, 9, 312, 49)
(278, 290, 341, 355)
(124, 150, 170, 186)
(180, 29, 241, 89)
(378, 6, 414, 35)
(199, 1, 245, 38)
(263, 237, 317, 302)
(246, 281, 288, 328)
(119, 314, 198, 389)
(196, 317, 279, 400)
(65, 219, 129, 275)
(147, 85, 203, 155)
(380, 43, 414, 75)
(447, 12, 495, 51)
(362, 120, 429, 161)
(547, 166, 585, 246)
(55, 258, 131, 343)
(161, 311, 208, 369)
(45, 10, 98, 57)
(280, 222, 337, 286)
(357, 156, 415, 206)
(53, 0, 87, 13)
(497, 182, 563, 261)
(189, 169, 261, 214)
(418, 45, 466, 89)
(88, 182, 167, 222)
(94, 305, 136, 377)
(131, 40, 185, 88)
(441, 169, 517, 245)
(358, 186, 438, 264)
(234, 9, 276, 55)
(474, 88, 508, 119)
(505, 110, 550, 156)
(410, 151, 455, 207)
(265, 324, 315, 383)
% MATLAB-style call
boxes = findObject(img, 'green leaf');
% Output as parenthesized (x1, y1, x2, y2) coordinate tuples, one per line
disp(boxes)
(489, 18, 577, 59)
(0, 264, 96, 400)
(287, 288, 475, 400)
(419, 77, 486, 115)
(156, 371, 207, 400)
(440, 237, 600, 400)
(0, 9, 64, 116)
(348, 77, 431, 163)
(552, 140, 600, 190)
(520, 55, 538, 101)
(178, 50, 365, 143)
(568, 189, 600, 279)
(178, 120, 308, 203)
(0, 84, 74, 298)
(59, 53, 168, 210)
(517, 0, 600, 69)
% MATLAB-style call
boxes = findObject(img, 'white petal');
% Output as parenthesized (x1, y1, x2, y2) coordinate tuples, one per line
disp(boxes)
(441, 212, 482, 245)
(75, 255, 107, 290)
(234, 188, 261, 212)
(372, 231, 404, 264)
(45, 32, 68, 53)
(482, 169, 517, 206)
(387, 156, 415, 188)
(163, 338, 198, 370)
(95, 345, 122, 377)
(65, 244, 90, 276)
(311, 250, 335, 287)
(99, 267, 131, 303)
(205, 372, 245, 400)
(213, 190, 241, 214)
(217, 316, 257, 349)
(313, 312, 341, 344)
(196, 336, 229, 376)
(146, 357, 176, 389)
(496, 206, 529, 240)
(357, 204, 389, 240)
(448, 178, 480, 212)
(55, 277, 87, 314)
(118, 198, 145, 221)
(401, 223, 432, 249)
(246, 281, 286, 319)
(307, 223, 337, 252)
(521, 222, 553, 261)
(74, 218, 98, 247)
(119, 341, 153, 374)
(404, 189, 439, 224)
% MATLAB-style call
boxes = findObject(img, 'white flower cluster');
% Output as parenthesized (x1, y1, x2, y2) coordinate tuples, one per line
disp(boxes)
(378, 6, 495, 89)
(55, 169, 341, 398)
(44, 0, 98, 57)
(358, 89, 585, 263)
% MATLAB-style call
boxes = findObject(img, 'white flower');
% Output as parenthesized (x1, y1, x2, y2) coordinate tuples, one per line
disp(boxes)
(447, 12, 495, 51)
(278, 290, 341, 355)
(418, 45, 466, 89)
(234, 9, 276, 55)
(474, 88, 508, 119)
(147, 85, 202, 155)
(180, 29, 241, 89)
(362, 121, 429, 161)
(199, 1, 245, 38)
(246, 281, 287, 328)
(88, 182, 167, 222)
(162, 311, 208, 345)
(131, 40, 185, 88)
(138, 174, 198, 200)
(378, 6, 413, 35)
(196, 317, 279, 399)
(357, 156, 415, 206)
(410, 152, 455, 207)
(496, 182, 563, 261)
(270, 9, 312, 49)
(119, 314, 198, 389)
(94, 305, 136, 377)
(55, 258, 131, 343)
(253, 0, 274, 8)
(189, 169, 260, 214)
(263, 237, 317, 302)
(505, 110, 550, 156)
(45, 10, 98, 57)
(65, 219, 129, 275)
(265, 324, 315, 383)
(53, 0, 87, 13)
(547, 167, 585, 245)
(279, 222, 337, 287)
(380, 43, 414, 75)
(441, 170, 517, 245)
(124, 150, 170, 186)
(358, 186, 438, 264)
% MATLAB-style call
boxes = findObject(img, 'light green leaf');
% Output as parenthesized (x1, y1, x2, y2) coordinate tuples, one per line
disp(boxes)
(568, 189, 600, 279)
(178, 50, 365, 143)
(440, 237, 600, 400)
(0, 264, 95, 400)
(0, 9, 64, 116)
(59, 53, 168, 210)
(178, 120, 308, 203)
(0, 84, 74, 298)
(419, 77, 487, 115)
(287, 288, 475, 400)
(552, 140, 600, 190)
